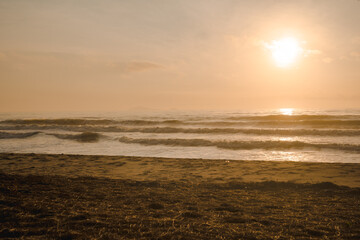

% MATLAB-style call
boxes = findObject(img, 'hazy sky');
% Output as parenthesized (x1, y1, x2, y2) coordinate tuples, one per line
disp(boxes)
(0, 0, 359, 112)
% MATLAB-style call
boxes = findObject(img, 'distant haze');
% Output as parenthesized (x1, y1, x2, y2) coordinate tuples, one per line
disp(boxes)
(0, 0, 359, 112)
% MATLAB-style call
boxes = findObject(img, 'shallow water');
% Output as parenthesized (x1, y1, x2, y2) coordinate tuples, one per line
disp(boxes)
(0, 109, 359, 163)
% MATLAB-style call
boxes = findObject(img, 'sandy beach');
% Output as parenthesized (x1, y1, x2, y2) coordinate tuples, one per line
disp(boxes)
(1, 153, 360, 239)
(1, 153, 360, 187)
(2, 0, 360, 238)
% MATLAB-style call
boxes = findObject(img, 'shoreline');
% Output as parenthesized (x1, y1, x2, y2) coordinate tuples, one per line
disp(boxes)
(1, 152, 360, 188)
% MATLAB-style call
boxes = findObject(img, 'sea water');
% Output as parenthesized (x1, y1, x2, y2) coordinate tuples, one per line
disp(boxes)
(0, 109, 359, 163)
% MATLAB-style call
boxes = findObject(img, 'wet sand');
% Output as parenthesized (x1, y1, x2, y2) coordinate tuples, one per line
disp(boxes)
(1, 153, 360, 187)
(1, 153, 360, 239)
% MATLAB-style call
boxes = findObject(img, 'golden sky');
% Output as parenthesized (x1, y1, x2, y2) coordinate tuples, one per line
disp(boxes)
(0, 0, 359, 112)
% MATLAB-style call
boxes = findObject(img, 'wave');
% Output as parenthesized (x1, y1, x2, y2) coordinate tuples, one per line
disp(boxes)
(117, 136, 360, 153)
(1, 116, 360, 128)
(48, 132, 102, 143)
(200, 120, 360, 128)
(190, 128, 360, 136)
(1, 119, 115, 125)
(226, 114, 359, 121)
(113, 127, 360, 136)
(0, 130, 102, 142)
(1, 124, 360, 137)
(0, 118, 184, 127)
(0, 131, 41, 139)
(117, 120, 183, 125)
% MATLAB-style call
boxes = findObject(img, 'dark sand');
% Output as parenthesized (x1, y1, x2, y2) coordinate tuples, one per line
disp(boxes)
(1, 153, 360, 239)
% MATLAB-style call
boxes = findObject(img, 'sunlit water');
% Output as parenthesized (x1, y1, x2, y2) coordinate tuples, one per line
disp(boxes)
(0, 109, 359, 163)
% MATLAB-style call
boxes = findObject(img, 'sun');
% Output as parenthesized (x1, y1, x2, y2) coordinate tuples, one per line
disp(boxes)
(266, 37, 303, 68)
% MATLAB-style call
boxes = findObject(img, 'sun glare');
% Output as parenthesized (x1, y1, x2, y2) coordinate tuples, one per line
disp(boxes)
(280, 108, 294, 115)
(267, 37, 303, 68)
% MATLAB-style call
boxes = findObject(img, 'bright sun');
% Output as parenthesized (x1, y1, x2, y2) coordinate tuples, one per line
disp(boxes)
(267, 37, 303, 68)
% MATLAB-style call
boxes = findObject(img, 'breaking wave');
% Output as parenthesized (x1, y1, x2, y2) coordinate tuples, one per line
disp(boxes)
(125, 127, 360, 136)
(199, 120, 360, 128)
(0, 119, 182, 126)
(0, 131, 41, 139)
(0, 130, 102, 142)
(226, 114, 359, 121)
(49, 132, 102, 143)
(1, 115, 360, 128)
(117, 136, 360, 153)
(1, 119, 115, 125)
(1, 125, 359, 137)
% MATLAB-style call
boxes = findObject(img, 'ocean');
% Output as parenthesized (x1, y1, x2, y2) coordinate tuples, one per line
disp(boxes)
(0, 109, 359, 163)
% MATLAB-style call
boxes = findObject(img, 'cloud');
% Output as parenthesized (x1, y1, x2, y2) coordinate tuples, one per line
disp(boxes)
(0, 52, 6, 61)
(350, 51, 360, 58)
(304, 49, 322, 56)
(351, 36, 360, 45)
(262, 38, 321, 55)
(322, 57, 334, 63)
(124, 61, 164, 73)
(0, 51, 164, 75)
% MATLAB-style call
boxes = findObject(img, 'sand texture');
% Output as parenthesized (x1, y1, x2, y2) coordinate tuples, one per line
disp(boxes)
(1, 153, 360, 187)
(1, 153, 360, 239)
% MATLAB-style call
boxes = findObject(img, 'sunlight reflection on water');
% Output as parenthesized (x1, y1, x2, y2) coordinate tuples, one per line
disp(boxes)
(279, 108, 294, 115)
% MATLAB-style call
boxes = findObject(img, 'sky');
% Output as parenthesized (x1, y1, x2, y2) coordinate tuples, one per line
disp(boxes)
(0, 0, 359, 112)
